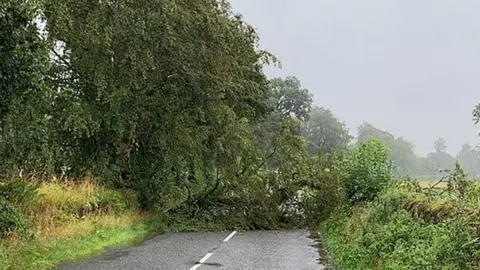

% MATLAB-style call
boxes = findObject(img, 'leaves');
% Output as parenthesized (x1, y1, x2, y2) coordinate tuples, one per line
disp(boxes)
(345, 139, 392, 204)
(302, 106, 352, 155)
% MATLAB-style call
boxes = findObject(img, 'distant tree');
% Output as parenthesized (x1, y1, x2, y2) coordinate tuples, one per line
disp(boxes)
(302, 106, 352, 155)
(415, 157, 437, 175)
(356, 122, 416, 175)
(433, 138, 447, 153)
(357, 122, 394, 144)
(388, 137, 418, 175)
(473, 104, 480, 129)
(270, 76, 313, 122)
(425, 138, 455, 172)
(456, 143, 480, 177)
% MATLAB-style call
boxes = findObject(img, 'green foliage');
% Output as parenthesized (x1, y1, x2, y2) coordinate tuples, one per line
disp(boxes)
(320, 185, 480, 269)
(0, 198, 30, 239)
(38, 0, 274, 208)
(345, 139, 392, 204)
(357, 122, 417, 175)
(200, 117, 311, 229)
(269, 76, 313, 121)
(0, 0, 54, 177)
(320, 165, 480, 270)
(456, 143, 480, 178)
(0, 180, 39, 210)
(302, 106, 352, 155)
(0, 0, 47, 125)
(301, 152, 347, 223)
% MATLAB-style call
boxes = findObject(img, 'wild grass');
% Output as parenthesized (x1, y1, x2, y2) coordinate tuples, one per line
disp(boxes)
(0, 212, 153, 270)
(0, 180, 155, 270)
(25, 181, 138, 233)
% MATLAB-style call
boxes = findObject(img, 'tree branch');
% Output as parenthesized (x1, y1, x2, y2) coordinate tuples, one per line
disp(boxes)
(51, 48, 77, 73)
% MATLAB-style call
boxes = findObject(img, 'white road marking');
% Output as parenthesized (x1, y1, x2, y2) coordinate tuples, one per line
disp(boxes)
(199, 253, 213, 263)
(189, 253, 213, 270)
(189, 264, 201, 270)
(223, 231, 237, 242)
(189, 232, 236, 270)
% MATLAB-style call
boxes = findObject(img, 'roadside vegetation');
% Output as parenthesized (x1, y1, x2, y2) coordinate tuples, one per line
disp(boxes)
(319, 164, 480, 269)
(3, 0, 480, 269)
(0, 180, 149, 269)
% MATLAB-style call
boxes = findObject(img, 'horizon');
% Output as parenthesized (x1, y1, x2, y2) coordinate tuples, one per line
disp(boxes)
(230, 0, 480, 157)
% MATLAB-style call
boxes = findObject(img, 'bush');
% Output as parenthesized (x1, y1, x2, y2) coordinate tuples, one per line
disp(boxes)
(345, 139, 392, 204)
(301, 152, 347, 223)
(0, 198, 31, 239)
(320, 186, 480, 269)
(0, 180, 39, 210)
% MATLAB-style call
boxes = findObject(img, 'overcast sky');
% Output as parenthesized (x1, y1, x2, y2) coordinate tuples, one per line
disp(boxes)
(230, 0, 480, 156)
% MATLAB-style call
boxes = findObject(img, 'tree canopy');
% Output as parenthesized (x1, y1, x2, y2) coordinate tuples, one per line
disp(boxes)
(302, 106, 352, 155)
(356, 122, 417, 175)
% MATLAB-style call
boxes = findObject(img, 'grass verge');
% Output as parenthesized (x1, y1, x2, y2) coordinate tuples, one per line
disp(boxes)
(0, 180, 162, 270)
(0, 212, 157, 270)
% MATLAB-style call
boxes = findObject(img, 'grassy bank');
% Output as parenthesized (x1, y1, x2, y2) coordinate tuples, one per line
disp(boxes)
(0, 212, 155, 270)
(319, 181, 480, 269)
(0, 180, 161, 270)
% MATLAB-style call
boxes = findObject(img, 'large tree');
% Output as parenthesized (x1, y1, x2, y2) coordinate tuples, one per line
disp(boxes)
(433, 138, 447, 153)
(456, 143, 480, 177)
(0, 0, 55, 176)
(42, 0, 274, 206)
(269, 76, 313, 122)
(302, 106, 352, 155)
(425, 138, 455, 172)
(357, 122, 394, 144)
(0, 0, 46, 126)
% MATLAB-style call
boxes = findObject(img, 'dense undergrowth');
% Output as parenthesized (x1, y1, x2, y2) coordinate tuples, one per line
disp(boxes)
(320, 166, 480, 270)
(0, 179, 150, 269)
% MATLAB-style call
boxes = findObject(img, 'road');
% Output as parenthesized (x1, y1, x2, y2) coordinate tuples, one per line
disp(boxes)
(61, 230, 326, 270)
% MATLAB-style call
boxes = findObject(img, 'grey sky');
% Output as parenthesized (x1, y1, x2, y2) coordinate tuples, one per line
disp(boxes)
(230, 0, 480, 156)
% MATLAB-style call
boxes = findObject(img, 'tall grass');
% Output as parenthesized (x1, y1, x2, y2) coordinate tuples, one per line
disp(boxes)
(0, 179, 152, 270)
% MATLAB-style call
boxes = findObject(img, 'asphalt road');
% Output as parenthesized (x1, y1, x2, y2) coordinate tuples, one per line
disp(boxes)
(61, 230, 326, 270)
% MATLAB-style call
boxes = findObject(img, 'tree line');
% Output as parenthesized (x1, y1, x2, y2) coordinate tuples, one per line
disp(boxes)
(355, 123, 480, 178)
(2, 0, 480, 229)
(1, 0, 344, 225)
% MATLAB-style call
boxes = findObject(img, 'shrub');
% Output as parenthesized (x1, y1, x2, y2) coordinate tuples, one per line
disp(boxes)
(0, 198, 31, 239)
(344, 139, 392, 204)
(320, 186, 480, 270)
(301, 152, 347, 223)
(0, 180, 39, 210)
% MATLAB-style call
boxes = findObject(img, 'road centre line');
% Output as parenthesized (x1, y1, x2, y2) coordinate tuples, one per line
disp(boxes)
(189, 231, 237, 270)
(189, 253, 213, 270)
(223, 231, 237, 242)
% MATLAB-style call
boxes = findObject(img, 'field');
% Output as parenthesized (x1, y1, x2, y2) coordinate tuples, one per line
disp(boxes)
(417, 179, 448, 189)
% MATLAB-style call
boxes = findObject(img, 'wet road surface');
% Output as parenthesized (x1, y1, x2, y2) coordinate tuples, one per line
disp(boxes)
(61, 230, 326, 270)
